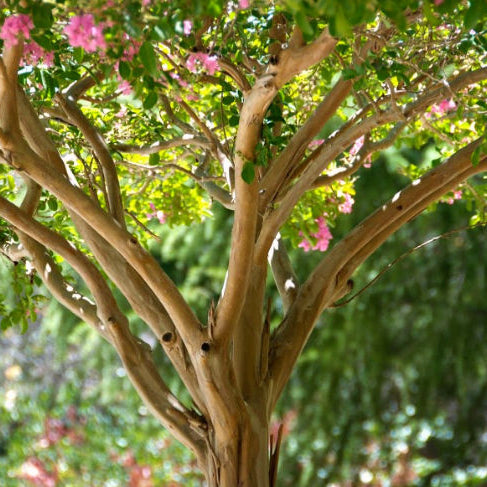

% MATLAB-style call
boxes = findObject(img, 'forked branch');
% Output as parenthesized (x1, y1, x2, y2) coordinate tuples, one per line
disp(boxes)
(215, 27, 337, 343)
(268, 138, 487, 408)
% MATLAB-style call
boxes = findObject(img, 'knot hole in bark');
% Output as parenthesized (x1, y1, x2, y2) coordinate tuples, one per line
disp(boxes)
(201, 342, 211, 353)
(161, 332, 173, 343)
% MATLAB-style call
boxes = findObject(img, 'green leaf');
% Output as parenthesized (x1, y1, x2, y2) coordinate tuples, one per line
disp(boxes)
(149, 153, 160, 166)
(48, 198, 58, 211)
(229, 115, 240, 127)
(294, 12, 314, 40)
(222, 95, 234, 106)
(241, 162, 255, 184)
(472, 146, 482, 166)
(118, 61, 131, 80)
(32, 3, 54, 29)
(139, 42, 158, 77)
(334, 6, 352, 37)
(73, 48, 84, 64)
(143, 91, 158, 110)
(342, 68, 357, 80)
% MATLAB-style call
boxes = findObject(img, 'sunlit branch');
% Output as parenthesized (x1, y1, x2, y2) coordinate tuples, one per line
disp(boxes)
(0, 196, 207, 453)
(267, 139, 487, 409)
(56, 93, 126, 229)
(114, 135, 213, 154)
(215, 27, 337, 344)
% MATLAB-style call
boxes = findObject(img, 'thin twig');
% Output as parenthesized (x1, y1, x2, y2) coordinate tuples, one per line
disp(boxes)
(332, 220, 487, 307)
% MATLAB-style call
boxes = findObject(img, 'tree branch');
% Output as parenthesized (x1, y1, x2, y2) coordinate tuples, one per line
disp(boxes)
(113, 135, 213, 154)
(215, 27, 337, 343)
(268, 233, 299, 312)
(0, 197, 207, 455)
(15, 87, 208, 415)
(256, 67, 487, 263)
(268, 138, 487, 408)
(56, 93, 126, 229)
(1, 134, 205, 356)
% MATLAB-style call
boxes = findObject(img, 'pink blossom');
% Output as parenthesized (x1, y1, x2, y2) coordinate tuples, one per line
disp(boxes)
(22, 41, 54, 67)
(187, 92, 199, 101)
(64, 14, 106, 53)
(170, 71, 189, 88)
(186, 52, 219, 75)
(299, 217, 333, 252)
(239, 0, 251, 8)
(118, 80, 132, 95)
(428, 99, 457, 117)
(308, 139, 324, 148)
(183, 20, 192, 36)
(122, 40, 140, 61)
(338, 193, 355, 214)
(434, 0, 444, 5)
(147, 203, 166, 224)
(446, 190, 462, 205)
(349, 135, 364, 157)
(0, 14, 33, 48)
(363, 154, 372, 168)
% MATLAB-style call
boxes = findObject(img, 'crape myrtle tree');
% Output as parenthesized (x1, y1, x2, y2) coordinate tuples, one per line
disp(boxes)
(0, 0, 486, 485)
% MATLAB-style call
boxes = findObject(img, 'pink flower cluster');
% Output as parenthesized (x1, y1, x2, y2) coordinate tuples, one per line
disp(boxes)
(23, 41, 54, 67)
(187, 52, 219, 75)
(147, 202, 166, 224)
(183, 20, 192, 36)
(308, 139, 324, 148)
(338, 193, 355, 214)
(0, 14, 33, 48)
(350, 135, 364, 157)
(427, 99, 457, 118)
(239, 0, 251, 8)
(64, 14, 106, 53)
(299, 216, 333, 252)
(446, 190, 462, 205)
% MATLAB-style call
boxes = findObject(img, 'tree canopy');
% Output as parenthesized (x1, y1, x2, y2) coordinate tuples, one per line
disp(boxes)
(0, 1, 486, 485)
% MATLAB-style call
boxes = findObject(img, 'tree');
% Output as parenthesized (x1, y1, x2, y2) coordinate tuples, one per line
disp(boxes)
(0, 1, 486, 485)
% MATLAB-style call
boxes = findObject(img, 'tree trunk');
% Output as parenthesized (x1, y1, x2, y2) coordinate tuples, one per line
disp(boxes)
(205, 400, 271, 487)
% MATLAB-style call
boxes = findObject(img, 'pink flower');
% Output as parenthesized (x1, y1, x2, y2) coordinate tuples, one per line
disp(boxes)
(122, 40, 140, 61)
(349, 135, 364, 157)
(147, 203, 166, 224)
(186, 52, 219, 75)
(0, 14, 33, 48)
(183, 20, 192, 36)
(434, 0, 444, 5)
(170, 71, 189, 88)
(308, 139, 324, 148)
(118, 80, 132, 95)
(446, 190, 462, 205)
(338, 193, 355, 214)
(64, 14, 106, 53)
(428, 99, 457, 117)
(22, 41, 54, 67)
(299, 217, 333, 252)
(239, 0, 250, 8)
